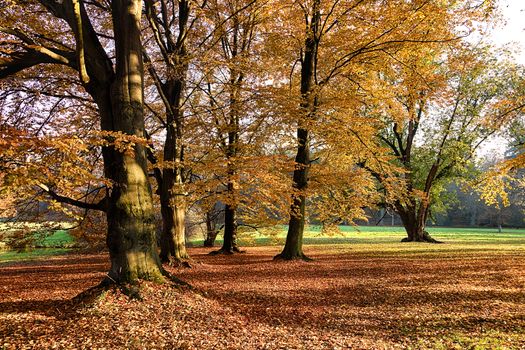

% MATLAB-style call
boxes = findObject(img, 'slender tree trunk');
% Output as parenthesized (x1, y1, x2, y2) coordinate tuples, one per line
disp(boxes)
(275, 0, 320, 261)
(103, 0, 164, 284)
(144, 0, 191, 265)
(158, 118, 189, 264)
(212, 32, 243, 254)
(211, 182, 242, 254)
(275, 128, 310, 260)
(204, 210, 219, 247)
(221, 202, 241, 253)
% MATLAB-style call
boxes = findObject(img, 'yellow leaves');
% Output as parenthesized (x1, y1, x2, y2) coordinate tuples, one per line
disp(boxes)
(476, 147, 525, 208)
(476, 172, 510, 208)
(0, 125, 110, 221)
(95, 130, 150, 155)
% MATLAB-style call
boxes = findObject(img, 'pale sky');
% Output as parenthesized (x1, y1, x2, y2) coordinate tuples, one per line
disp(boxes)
(490, 0, 525, 64)
(475, 1, 525, 160)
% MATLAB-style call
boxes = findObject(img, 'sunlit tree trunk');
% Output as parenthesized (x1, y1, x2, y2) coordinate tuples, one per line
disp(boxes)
(103, 0, 164, 283)
(159, 189, 188, 264)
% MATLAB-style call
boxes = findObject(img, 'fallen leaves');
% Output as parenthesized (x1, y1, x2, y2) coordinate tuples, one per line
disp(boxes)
(1, 245, 525, 349)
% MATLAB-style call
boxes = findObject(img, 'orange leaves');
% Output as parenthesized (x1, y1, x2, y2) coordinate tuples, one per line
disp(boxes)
(0, 126, 156, 222)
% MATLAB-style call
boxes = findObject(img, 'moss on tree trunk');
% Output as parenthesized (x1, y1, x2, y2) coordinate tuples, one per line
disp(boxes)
(103, 0, 165, 284)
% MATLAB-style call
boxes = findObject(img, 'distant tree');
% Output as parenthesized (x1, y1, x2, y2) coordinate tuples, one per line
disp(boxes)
(202, 201, 224, 247)
(475, 117, 525, 228)
(188, 0, 291, 254)
(370, 45, 525, 242)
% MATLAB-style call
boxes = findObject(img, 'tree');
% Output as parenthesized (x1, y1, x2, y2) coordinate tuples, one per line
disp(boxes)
(142, 0, 197, 265)
(187, 0, 290, 254)
(371, 44, 525, 242)
(207, 0, 260, 254)
(475, 114, 525, 223)
(1, 0, 165, 284)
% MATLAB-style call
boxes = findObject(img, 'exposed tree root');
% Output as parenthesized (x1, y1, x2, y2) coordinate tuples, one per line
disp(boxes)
(163, 257, 192, 268)
(71, 283, 111, 306)
(71, 270, 193, 304)
(273, 252, 313, 262)
(401, 231, 444, 244)
(209, 247, 245, 255)
(162, 269, 194, 290)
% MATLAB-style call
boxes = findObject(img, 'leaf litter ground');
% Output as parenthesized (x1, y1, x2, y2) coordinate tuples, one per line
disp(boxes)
(1, 244, 525, 349)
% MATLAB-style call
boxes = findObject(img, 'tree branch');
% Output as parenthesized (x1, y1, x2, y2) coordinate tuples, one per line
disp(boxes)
(37, 184, 107, 212)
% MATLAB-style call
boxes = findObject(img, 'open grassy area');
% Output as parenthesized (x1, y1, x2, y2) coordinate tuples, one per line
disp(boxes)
(2, 225, 524, 264)
(0, 225, 74, 263)
(191, 225, 525, 247)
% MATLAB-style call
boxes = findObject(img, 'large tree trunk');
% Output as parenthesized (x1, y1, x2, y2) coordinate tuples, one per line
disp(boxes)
(103, 0, 164, 284)
(3, 0, 166, 286)
(398, 200, 441, 243)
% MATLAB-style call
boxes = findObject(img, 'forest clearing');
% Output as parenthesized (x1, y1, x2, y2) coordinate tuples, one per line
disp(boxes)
(1, 230, 525, 349)
(2, 0, 525, 348)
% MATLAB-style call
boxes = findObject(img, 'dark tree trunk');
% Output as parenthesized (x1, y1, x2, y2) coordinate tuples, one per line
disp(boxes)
(103, 0, 164, 283)
(211, 185, 242, 255)
(203, 234, 217, 247)
(221, 202, 241, 253)
(275, 128, 311, 261)
(144, 0, 190, 265)
(203, 207, 220, 247)
(398, 200, 441, 243)
(158, 120, 189, 264)
(211, 32, 244, 255)
(275, 0, 320, 261)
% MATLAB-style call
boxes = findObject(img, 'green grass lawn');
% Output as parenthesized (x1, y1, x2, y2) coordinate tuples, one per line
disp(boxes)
(2, 224, 524, 263)
(35, 229, 75, 247)
(0, 248, 71, 263)
(0, 226, 75, 263)
(190, 225, 525, 247)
